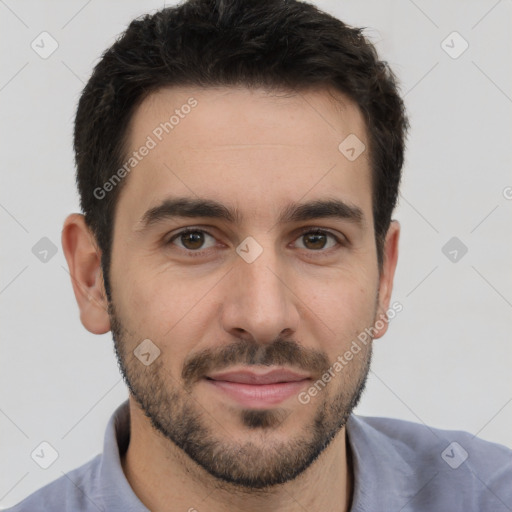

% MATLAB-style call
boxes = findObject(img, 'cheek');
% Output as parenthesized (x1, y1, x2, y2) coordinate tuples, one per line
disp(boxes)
(300, 269, 378, 351)
(111, 265, 216, 364)
(115, 274, 185, 333)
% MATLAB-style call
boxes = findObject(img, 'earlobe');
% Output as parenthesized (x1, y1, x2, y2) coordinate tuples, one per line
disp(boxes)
(62, 214, 111, 335)
(373, 220, 400, 340)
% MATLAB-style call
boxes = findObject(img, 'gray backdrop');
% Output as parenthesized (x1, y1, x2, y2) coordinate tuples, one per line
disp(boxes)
(1, 0, 511, 507)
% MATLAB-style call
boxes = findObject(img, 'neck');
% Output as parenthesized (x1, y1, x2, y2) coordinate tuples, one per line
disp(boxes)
(121, 397, 353, 512)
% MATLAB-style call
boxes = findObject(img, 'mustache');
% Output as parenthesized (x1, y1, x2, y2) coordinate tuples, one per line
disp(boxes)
(181, 338, 330, 387)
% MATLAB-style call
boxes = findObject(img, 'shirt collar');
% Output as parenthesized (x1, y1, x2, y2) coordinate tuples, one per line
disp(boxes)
(97, 400, 149, 511)
(346, 414, 440, 511)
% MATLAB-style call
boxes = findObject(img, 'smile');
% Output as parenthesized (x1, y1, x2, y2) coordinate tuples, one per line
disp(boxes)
(204, 368, 311, 408)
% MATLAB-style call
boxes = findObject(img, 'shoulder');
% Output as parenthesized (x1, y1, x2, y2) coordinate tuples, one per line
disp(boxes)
(3, 455, 102, 512)
(354, 414, 512, 470)
(347, 414, 512, 512)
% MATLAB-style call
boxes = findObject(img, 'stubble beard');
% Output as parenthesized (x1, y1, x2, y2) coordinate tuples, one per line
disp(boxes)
(110, 301, 373, 490)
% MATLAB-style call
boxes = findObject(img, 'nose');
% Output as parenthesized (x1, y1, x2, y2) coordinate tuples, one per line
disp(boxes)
(220, 243, 300, 345)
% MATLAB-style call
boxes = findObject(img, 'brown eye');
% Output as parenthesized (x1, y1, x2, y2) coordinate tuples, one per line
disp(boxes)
(303, 232, 327, 250)
(180, 231, 204, 250)
(294, 230, 339, 251)
(169, 229, 216, 251)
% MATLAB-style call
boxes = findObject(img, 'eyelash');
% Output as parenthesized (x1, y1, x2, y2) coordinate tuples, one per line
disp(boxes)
(166, 227, 345, 257)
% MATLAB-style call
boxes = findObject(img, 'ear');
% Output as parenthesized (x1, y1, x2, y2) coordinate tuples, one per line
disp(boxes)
(61, 214, 111, 334)
(372, 220, 400, 340)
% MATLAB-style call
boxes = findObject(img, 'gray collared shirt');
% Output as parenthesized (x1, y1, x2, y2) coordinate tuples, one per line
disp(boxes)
(5, 400, 512, 511)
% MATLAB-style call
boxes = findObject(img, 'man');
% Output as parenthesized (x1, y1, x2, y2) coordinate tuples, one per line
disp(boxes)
(7, 0, 511, 510)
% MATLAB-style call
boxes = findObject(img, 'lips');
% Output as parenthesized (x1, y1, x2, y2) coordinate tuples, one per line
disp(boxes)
(206, 368, 310, 385)
(204, 368, 311, 408)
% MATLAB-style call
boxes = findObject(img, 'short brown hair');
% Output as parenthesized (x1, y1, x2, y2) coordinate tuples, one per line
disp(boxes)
(74, 0, 409, 296)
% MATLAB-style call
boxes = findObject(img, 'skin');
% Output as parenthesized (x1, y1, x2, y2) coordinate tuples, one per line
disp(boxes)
(62, 86, 400, 512)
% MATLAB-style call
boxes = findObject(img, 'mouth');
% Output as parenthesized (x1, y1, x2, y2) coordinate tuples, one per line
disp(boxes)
(204, 368, 311, 408)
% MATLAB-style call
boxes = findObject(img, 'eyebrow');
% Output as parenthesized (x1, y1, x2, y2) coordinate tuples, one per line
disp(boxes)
(139, 196, 365, 229)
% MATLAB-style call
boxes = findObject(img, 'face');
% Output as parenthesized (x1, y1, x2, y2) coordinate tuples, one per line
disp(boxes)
(103, 86, 394, 488)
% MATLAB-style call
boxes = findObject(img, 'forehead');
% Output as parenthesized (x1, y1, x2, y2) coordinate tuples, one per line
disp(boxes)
(118, 85, 372, 227)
